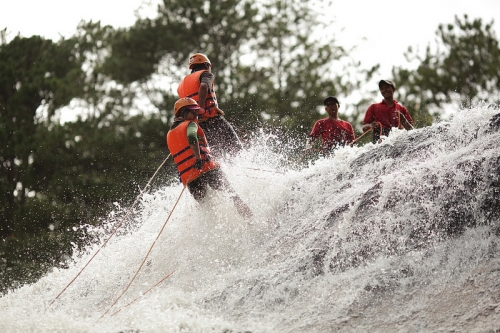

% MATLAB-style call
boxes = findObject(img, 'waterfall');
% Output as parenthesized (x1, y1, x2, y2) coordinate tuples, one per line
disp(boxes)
(1, 104, 499, 333)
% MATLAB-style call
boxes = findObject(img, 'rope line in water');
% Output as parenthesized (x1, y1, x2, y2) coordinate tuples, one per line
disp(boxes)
(110, 269, 176, 317)
(97, 172, 193, 321)
(245, 167, 285, 174)
(49, 154, 171, 307)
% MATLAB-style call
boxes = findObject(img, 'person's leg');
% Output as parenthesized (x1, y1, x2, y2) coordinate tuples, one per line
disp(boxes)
(200, 117, 243, 159)
(217, 116, 243, 154)
(204, 168, 253, 218)
(187, 175, 209, 202)
(372, 128, 391, 144)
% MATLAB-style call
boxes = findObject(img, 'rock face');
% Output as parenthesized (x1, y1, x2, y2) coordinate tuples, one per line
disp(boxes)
(308, 112, 500, 274)
(238, 109, 500, 332)
(253, 111, 500, 283)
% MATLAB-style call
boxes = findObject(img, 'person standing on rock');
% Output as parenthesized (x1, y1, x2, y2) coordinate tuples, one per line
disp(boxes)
(362, 80, 414, 143)
(305, 96, 355, 154)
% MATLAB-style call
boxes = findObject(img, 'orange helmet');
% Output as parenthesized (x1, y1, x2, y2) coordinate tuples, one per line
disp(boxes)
(174, 97, 201, 115)
(188, 53, 212, 69)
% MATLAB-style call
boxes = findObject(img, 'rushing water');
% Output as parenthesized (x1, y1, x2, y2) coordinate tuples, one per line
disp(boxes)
(1, 105, 500, 333)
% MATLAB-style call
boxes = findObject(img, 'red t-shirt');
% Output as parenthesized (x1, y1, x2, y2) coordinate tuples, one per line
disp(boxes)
(309, 118, 355, 150)
(363, 99, 414, 129)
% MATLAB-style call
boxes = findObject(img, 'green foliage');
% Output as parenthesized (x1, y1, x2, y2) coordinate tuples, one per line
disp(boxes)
(0, 232, 75, 293)
(100, 0, 260, 86)
(223, 0, 355, 136)
(0, 111, 173, 293)
(94, 0, 362, 140)
(0, 35, 85, 239)
(0, 34, 177, 293)
(100, 19, 178, 84)
(393, 15, 500, 122)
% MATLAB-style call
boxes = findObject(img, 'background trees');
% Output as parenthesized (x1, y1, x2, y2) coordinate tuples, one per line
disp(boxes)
(0, 35, 84, 239)
(1, 4, 499, 293)
(98, 0, 364, 137)
(0, 30, 173, 292)
(393, 14, 500, 124)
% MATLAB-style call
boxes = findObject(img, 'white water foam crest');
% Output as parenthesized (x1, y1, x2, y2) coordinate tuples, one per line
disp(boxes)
(1, 104, 500, 332)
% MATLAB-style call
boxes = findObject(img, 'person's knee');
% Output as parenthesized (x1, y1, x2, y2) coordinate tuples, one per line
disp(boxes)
(192, 191, 204, 201)
(188, 183, 207, 201)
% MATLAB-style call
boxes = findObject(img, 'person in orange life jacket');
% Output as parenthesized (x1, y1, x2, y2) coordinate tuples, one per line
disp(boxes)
(177, 53, 243, 160)
(305, 96, 356, 154)
(166, 97, 252, 218)
(362, 80, 414, 144)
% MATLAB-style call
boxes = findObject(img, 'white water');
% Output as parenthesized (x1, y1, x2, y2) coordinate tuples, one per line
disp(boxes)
(1, 105, 500, 333)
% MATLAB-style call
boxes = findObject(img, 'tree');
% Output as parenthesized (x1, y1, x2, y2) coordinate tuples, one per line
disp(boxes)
(222, 0, 356, 135)
(0, 30, 182, 293)
(95, 0, 365, 140)
(0, 35, 85, 239)
(393, 15, 500, 122)
(97, 0, 262, 130)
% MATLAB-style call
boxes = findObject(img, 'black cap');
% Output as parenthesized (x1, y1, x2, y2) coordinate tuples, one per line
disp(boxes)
(323, 96, 340, 105)
(379, 80, 396, 89)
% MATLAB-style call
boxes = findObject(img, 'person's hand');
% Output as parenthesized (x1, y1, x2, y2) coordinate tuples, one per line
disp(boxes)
(194, 158, 203, 170)
(371, 122, 380, 130)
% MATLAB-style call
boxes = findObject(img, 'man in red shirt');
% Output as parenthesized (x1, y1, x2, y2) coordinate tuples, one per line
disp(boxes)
(306, 96, 355, 154)
(362, 80, 414, 143)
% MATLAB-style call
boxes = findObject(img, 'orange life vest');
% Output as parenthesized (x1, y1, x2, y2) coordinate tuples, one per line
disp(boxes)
(166, 121, 219, 185)
(177, 70, 223, 121)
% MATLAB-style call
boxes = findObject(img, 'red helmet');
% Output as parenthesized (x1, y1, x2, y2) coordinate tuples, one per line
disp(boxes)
(188, 53, 212, 69)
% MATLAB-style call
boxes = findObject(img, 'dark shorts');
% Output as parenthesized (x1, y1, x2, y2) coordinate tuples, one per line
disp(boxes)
(187, 168, 234, 201)
(372, 127, 391, 143)
(199, 116, 243, 159)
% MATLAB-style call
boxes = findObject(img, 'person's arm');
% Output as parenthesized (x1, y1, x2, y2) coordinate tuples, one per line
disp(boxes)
(400, 115, 414, 130)
(361, 124, 370, 132)
(198, 83, 208, 109)
(362, 105, 379, 132)
(186, 122, 202, 168)
(396, 106, 414, 130)
(197, 72, 214, 109)
(401, 108, 414, 130)
(347, 123, 356, 144)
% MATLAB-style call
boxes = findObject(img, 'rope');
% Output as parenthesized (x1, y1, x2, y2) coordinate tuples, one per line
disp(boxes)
(245, 167, 285, 174)
(351, 121, 384, 145)
(397, 111, 414, 130)
(110, 269, 176, 317)
(49, 154, 171, 307)
(351, 128, 373, 146)
(97, 172, 192, 321)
